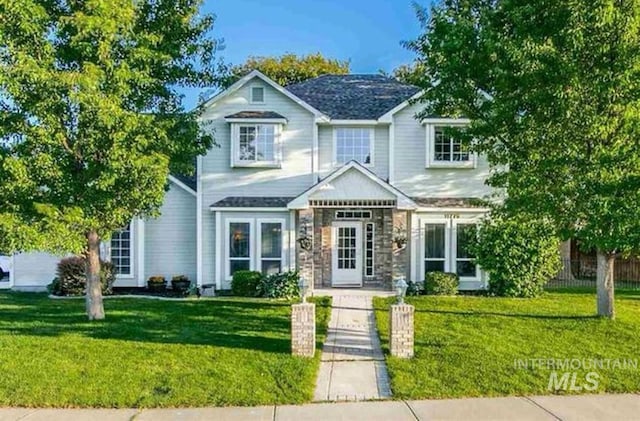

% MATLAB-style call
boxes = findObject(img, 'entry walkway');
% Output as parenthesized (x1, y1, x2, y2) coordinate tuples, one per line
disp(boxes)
(313, 288, 394, 401)
(2, 394, 639, 420)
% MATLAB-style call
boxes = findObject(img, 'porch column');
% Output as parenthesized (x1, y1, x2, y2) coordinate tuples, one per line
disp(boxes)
(297, 208, 314, 287)
(392, 210, 409, 285)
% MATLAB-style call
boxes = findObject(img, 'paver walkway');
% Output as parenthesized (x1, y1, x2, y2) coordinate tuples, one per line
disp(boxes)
(313, 289, 393, 401)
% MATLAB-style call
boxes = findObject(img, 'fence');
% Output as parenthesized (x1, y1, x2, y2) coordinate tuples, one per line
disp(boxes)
(547, 258, 640, 290)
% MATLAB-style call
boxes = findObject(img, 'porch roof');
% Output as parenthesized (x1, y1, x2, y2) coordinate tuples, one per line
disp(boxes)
(287, 161, 418, 210)
(412, 197, 489, 208)
(210, 196, 294, 209)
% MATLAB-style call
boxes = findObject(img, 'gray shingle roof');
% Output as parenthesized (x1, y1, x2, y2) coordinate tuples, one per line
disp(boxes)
(412, 197, 488, 208)
(286, 74, 420, 120)
(211, 196, 295, 208)
(225, 111, 286, 119)
(172, 173, 197, 191)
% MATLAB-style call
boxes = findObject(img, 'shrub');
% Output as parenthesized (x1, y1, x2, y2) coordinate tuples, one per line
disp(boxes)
(406, 280, 424, 296)
(49, 256, 115, 296)
(259, 270, 300, 299)
(473, 215, 561, 298)
(148, 275, 166, 284)
(425, 271, 459, 295)
(231, 270, 262, 297)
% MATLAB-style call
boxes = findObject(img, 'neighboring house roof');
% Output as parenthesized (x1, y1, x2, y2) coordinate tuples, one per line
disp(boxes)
(210, 196, 295, 209)
(286, 74, 420, 120)
(412, 197, 488, 208)
(225, 111, 286, 119)
(171, 174, 197, 192)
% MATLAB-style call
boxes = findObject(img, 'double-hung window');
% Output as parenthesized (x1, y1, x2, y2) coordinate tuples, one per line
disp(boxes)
(258, 221, 283, 275)
(232, 124, 281, 167)
(424, 223, 446, 273)
(455, 223, 478, 278)
(226, 219, 285, 279)
(425, 123, 475, 168)
(334, 127, 373, 165)
(111, 224, 133, 277)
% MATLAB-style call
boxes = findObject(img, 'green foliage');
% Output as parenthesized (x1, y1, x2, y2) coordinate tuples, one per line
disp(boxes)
(407, 0, 640, 257)
(218, 53, 350, 88)
(406, 280, 424, 296)
(0, 292, 333, 407)
(0, 0, 218, 255)
(49, 256, 115, 296)
(231, 270, 262, 297)
(425, 272, 459, 296)
(474, 215, 562, 298)
(258, 270, 300, 299)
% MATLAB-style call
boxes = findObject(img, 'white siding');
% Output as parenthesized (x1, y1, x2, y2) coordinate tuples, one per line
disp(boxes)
(12, 252, 60, 290)
(317, 125, 390, 180)
(309, 167, 395, 201)
(199, 77, 318, 287)
(392, 103, 493, 198)
(144, 183, 196, 284)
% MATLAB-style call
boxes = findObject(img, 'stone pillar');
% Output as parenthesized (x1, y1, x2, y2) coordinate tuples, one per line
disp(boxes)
(291, 303, 316, 357)
(392, 210, 409, 285)
(390, 304, 414, 358)
(297, 209, 314, 286)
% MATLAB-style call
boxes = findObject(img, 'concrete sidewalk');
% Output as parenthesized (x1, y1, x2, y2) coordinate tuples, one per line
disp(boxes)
(2, 394, 639, 421)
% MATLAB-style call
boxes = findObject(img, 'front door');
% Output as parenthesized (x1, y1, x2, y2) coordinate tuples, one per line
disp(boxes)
(332, 221, 363, 286)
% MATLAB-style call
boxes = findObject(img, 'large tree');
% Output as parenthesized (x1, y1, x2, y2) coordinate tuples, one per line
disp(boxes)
(218, 52, 350, 88)
(409, 0, 640, 318)
(0, 0, 218, 319)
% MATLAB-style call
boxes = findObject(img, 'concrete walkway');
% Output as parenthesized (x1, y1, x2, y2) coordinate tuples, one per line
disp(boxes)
(313, 289, 394, 401)
(2, 394, 639, 420)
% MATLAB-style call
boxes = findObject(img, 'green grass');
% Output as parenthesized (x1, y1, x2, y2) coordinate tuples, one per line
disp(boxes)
(374, 290, 640, 399)
(0, 293, 331, 408)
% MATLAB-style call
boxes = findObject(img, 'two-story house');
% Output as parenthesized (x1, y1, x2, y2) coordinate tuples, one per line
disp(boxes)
(2, 70, 492, 291)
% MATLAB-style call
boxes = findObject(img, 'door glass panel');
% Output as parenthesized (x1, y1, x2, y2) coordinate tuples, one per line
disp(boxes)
(337, 227, 357, 270)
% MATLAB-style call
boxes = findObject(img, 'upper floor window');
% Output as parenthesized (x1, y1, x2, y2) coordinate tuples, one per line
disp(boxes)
(232, 124, 281, 167)
(334, 127, 374, 166)
(250, 86, 265, 103)
(425, 123, 475, 169)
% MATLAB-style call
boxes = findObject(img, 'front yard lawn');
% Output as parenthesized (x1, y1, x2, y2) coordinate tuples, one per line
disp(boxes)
(0, 293, 331, 407)
(374, 290, 640, 399)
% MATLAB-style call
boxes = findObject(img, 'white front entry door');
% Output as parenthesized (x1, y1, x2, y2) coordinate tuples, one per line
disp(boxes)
(332, 221, 363, 286)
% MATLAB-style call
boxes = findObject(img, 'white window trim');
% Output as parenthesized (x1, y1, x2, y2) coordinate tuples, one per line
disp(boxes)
(230, 123, 283, 168)
(425, 124, 477, 169)
(225, 218, 255, 281)
(256, 218, 287, 275)
(112, 222, 135, 279)
(250, 85, 265, 104)
(364, 222, 375, 278)
(452, 219, 481, 282)
(420, 218, 450, 278)
(333, 127, 375, 167)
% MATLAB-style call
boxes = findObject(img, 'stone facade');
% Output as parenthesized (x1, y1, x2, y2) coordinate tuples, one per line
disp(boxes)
(291, 303, 316, 357)
(389, 304, 414, 358)
(392, 210, 409, 281)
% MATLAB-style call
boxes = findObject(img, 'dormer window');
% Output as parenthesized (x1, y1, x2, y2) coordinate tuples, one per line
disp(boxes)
(425, 122, 475, 168)
(250, 86, 265, 103)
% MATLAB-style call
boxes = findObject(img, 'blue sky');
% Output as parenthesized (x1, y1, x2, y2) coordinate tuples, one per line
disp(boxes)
(182, 0, 423, 109)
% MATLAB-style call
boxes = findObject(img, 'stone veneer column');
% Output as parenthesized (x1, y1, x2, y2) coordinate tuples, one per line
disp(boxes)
(392, 210, 409, 283)
(389, 303, 414, 358)
(291, 302, 316, 357)
(297, 209, 314, 285)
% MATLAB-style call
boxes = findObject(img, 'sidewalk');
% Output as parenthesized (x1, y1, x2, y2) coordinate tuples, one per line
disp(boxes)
(2, 394, 639, 421)
(313, 292, 391, 401)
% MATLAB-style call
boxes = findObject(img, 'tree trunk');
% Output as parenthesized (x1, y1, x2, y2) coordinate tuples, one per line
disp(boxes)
(596, 250, 615, 319)
(558, 240, 575, 281)
(85, 229, 105, 320)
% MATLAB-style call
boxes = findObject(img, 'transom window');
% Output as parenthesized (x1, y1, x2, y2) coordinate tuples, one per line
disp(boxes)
(424, 223, 446, 273)
(434, 127, 469, 162)
(335, 210, 372, 219)
(111, 224, 132, 276)
(335, 128, 373, 165)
